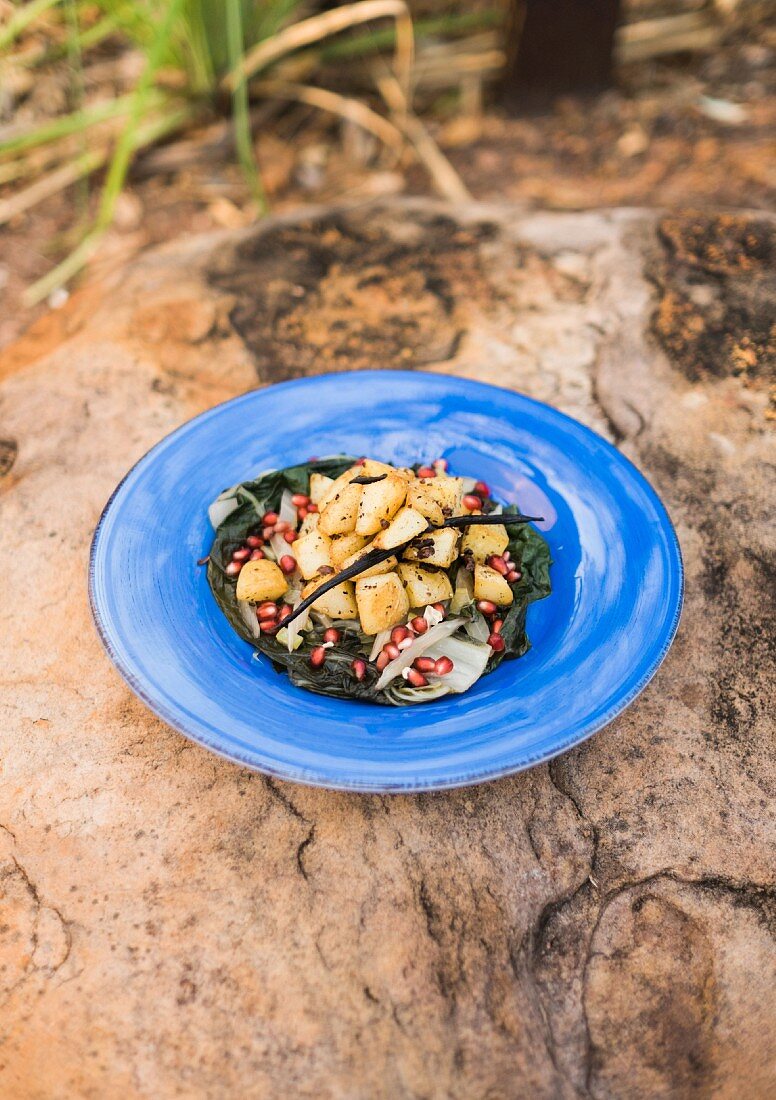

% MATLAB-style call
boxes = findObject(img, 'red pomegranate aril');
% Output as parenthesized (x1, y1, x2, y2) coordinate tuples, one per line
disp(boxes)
(263, 511, 279, 526)
(351, 659, 366, 681)
(354, 457, 366, 466)
(391, 625, 411, 644)
(435, 656, 454, 676)
(476, 599, 497, 615)
(474, 480, 490, 497)
(257, 602, 278, 621)
(262, 526, 275, 540)
(279, 555, 297, 575)
(384, 642, 401, 661)
(310, 646, 327, 668)
(232, 547, 250, 562)
(492, 619, 503, 635)
(246, 535, 263, 549)
(249, 549, 264, 560)
(307, 503, 318, 513)
(417, 465, 436, 478)
(413, 656, 437, 673)
(407, 668, 428, 687)
(435, 458, 449, 471)
(297, 507, 308, 521)
(323, 628, 341, 645)
(277, 604, 293, 622)
(488, 555, 509, 576)
(432, 602, 447, 617)
(488, 633, 505, 651)
(259, 621, 278, 634)
(507, 570, 521, 583)
(284, 530, 297, 544)
(375, 651, 391, 671)
(410, 616, 428, 634)
(503, 549, 511, 562)
(463, 494, 482, 511)
(291, 493, 309, 508)
(274, 520, 290, 533)
(225, 561, 243, 576)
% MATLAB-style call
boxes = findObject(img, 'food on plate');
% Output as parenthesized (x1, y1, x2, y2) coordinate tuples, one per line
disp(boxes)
(205, 456, 551, 705)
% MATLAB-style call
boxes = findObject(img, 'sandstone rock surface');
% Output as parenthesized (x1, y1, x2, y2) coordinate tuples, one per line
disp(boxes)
(0, 201, 774, 1099)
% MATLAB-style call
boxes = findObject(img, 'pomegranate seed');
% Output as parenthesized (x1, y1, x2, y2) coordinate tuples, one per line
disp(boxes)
(407, 668, 428, 687)
(376, 651, 391, 671)
(435, 656, 454, 676)
(279, 555, 297, 575)
(503, 549, 511, 562)
(351, 658, 366, 681)
(247, 535, 264, 549)
(284, 530, 297, 544)
(384, 642, 401, 661)
(410, 616, 428, 634)
(492, 619, 503, 634)
(488, 633, 505, 651)
(397, 638, 414, 651)
(413, 656, 437, 673)
(488, 555, 509, 576)
(507, 570, 521, 583)
(354, 457, 366, 466)
(463, 494, 482, 511)
(435, 458, 449, 471)
(226, 561, 243, 576)
(263, 512, 278, 526)
(391, 625, 411, 644)
(275, 520, 290, 533)
(310, 646, 327, 668)
(307, 503, 318, 514)
(259, 621, 278, 634)
(417, 465, 436, 478)
(432, 603, 447, 617)
(323, 628, 341, 645)
(262, 526, 275, 541)
(474, 481, 490, 497)
(297, 508, 308, 521)
(291, 493, 309, 507)
(476, 599, 497, 615)
(249, 549, 264, 560)
(257, 602, 278, 620)
(232, 547, 250, 562)
(277, 604, 293, 622)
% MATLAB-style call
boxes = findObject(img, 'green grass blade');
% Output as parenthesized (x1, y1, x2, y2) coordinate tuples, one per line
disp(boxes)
(0, 0, 62, 52)
(225, 0, 266, 211)
(0, 94, 155, 158)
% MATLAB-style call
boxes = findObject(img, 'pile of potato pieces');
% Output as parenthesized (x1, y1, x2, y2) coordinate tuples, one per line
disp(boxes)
(238, 459, 515, 636)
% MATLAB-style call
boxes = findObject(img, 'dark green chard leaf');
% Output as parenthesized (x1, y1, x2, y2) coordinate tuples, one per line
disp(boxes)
(206, 462, 553, 705)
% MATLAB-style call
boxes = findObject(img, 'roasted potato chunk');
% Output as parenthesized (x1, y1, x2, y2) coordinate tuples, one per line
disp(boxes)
(341, 542, 397, 579)
(355, 573, 410, 635)
(403, 527, 460, 568)
(372, 506, 428, 550)
(291, 530, 333, 580)
(298, 511, 320, 536)
(318, 482, 362, 536)
(397, 562, 453, 607)
(355, 474, 407, 535)
(301, 576, 358, 619)
(407, 475, 462, 524)
(473, 563, 513, 606)
(461, 522, 509, 564)
(308, 472, 334, 504)
(235, 559, 288, 602)
(329, 532, 369, 568)
(316, 466, 360, 510)
(358, 459, 398, 479)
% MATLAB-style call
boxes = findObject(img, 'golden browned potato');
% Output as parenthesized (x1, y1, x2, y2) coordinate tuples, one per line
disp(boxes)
(473, 563, 513, 606)
(358, 459, 398, 479)
(291, 530, 333, 580)
(329, 532, 369, 568)
(235, 559, 288, 602)
(402, 527, 460, 569)
(397, 562, 453, 607)
(406, 480, 445, 525)
(316, 466, 360, 510)
(355, 474, 407, 536)
(298, 511, 320, 536)
(461, 522, 509, 563)
(355, 573, 410, 634)
(318, 482, 362, 536)
(372, 506, 428, 550)
(308, 472, 334, 504)
(341, 542, 397, 579)
(301, 577, 358, 619)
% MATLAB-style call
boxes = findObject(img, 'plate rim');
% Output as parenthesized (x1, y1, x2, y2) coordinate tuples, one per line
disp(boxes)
(89, 369, 685, 793)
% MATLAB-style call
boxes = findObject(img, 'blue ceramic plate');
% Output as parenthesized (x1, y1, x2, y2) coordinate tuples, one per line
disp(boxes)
(90, 371, 683, 792)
